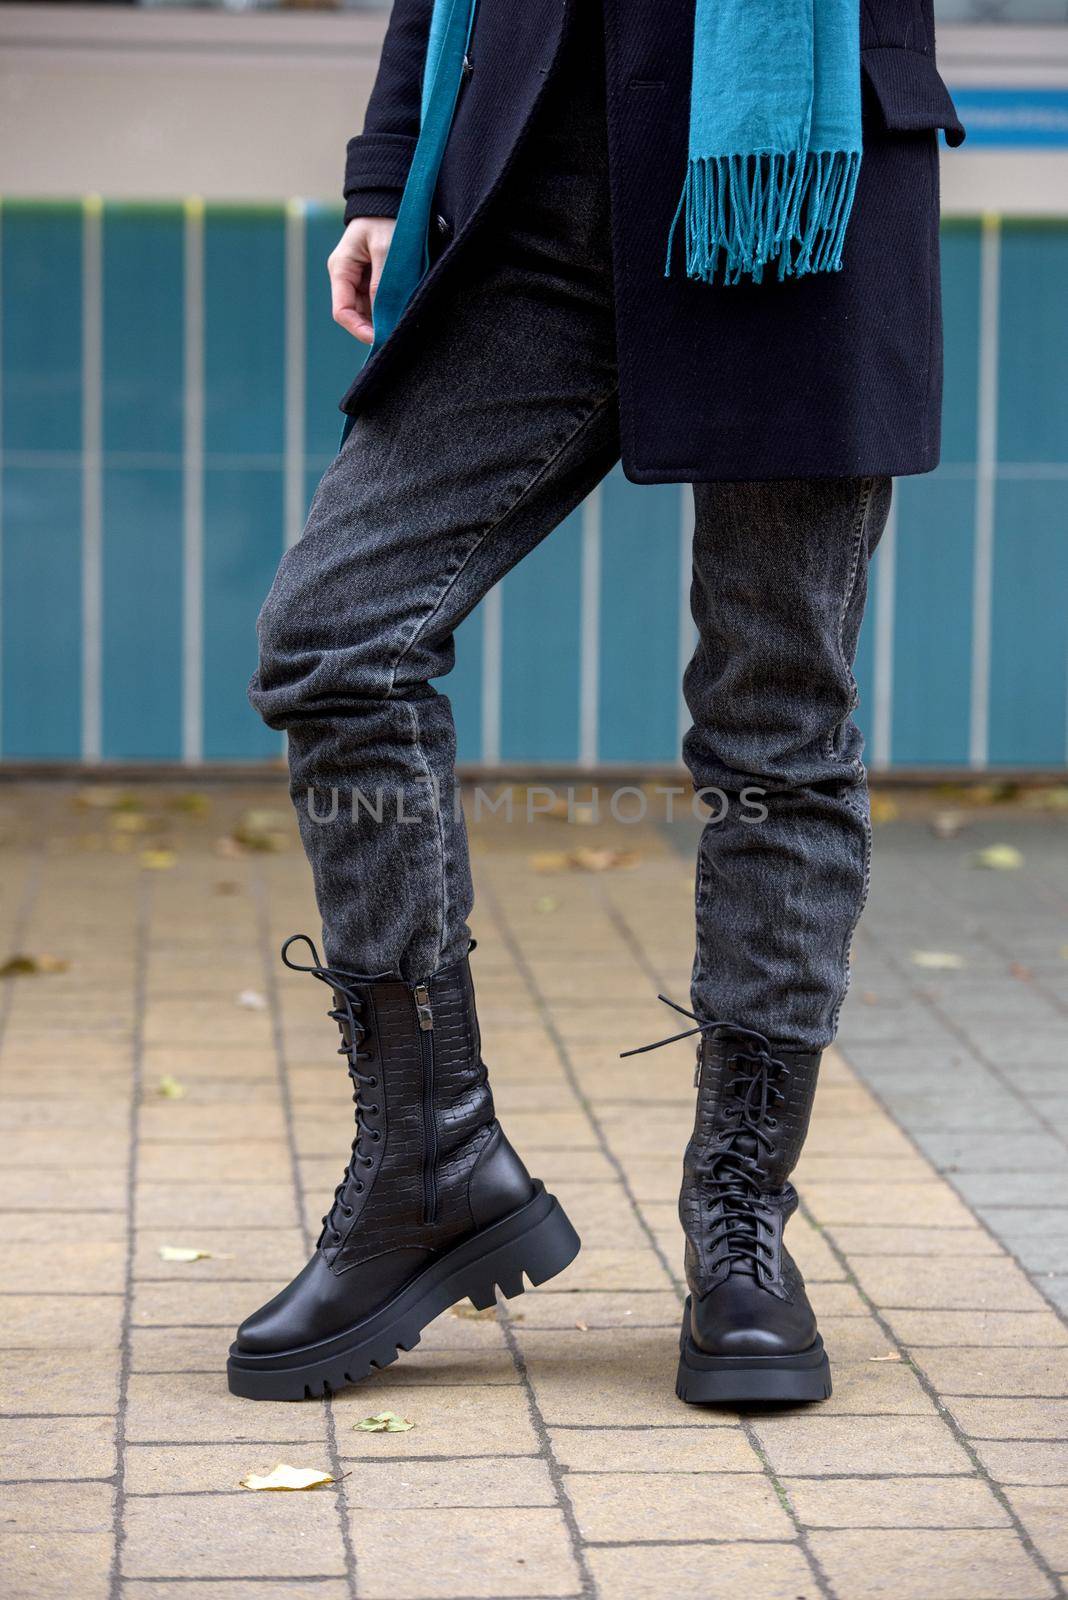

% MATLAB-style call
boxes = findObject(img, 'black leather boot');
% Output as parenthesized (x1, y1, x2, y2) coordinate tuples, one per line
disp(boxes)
(227, 937, 579, 1400)
(677, 1022, 830, 1404)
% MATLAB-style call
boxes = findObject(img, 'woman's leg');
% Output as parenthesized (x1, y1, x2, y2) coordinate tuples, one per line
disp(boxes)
(675, 474, 891, 1405)
(229, 31, 618, 1400)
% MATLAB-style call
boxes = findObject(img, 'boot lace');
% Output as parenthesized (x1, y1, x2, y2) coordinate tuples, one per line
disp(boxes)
(281, 935, 384, 1248)
(623, 997, 789, 1273)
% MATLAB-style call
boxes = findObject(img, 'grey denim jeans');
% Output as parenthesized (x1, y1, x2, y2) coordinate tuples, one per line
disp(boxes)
(249, 19, 891, 1052)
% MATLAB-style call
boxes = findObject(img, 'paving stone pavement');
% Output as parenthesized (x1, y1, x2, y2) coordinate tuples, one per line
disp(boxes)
(1, 780, 1066, 1600)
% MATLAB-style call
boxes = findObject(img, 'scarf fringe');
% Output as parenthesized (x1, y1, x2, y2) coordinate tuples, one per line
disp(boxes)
(666, 148, 861, 286)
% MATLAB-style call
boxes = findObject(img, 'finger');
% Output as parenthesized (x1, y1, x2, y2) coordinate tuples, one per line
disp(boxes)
(331, 259, 372, 343)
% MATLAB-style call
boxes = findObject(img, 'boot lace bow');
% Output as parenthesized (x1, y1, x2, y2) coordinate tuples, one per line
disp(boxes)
(623, 997, 790, 1273)
(281, 935, 384, 1248)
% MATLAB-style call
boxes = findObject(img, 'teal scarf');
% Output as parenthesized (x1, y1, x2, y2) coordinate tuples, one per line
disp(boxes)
(671, 0, 862, 285)
(371, 0, 862, 352)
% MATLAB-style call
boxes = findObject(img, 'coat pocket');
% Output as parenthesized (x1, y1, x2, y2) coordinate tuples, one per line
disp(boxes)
(861, 46, 966, 146)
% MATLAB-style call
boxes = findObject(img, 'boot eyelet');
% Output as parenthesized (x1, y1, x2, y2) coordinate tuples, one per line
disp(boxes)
(369, 1105, 380, 1116)
(766, 1117, 777, 1129)
(371, 1130, 381, 1141)
(331, 1229, 341, 1241)
(368, 1077, 378, 1087)
(355, 1181, 364, 1193)
(343, 1205, 353, 1217)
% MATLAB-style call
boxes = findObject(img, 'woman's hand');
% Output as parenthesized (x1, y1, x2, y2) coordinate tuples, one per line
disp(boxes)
(328, 217, 397, 345)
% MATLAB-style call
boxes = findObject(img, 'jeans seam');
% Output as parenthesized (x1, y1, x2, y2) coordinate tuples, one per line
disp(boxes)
(399, 693, 448, 975)
(386, 388, 619, 694)
(825, 475, 875, 768)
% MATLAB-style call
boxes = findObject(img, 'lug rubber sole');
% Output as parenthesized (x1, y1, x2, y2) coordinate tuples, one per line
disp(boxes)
(226, 1181, 579, 1401)
(676, 1299, 832, 1406)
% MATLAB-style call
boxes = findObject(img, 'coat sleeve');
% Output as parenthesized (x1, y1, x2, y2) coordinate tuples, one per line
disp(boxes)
(342, 0, 433, 223)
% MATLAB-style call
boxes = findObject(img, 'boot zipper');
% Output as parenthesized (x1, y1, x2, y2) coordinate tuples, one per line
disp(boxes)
(414, 983, 437, 1224)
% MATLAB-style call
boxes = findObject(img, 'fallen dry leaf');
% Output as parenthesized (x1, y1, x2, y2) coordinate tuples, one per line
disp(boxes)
(240, 1463, 335, 1491)
(140, 848, 177, 871)
(158, 1246, 225, 1263)
(0, 953, 69, 978)
(111, 812, 149, 834)
(973, 843, 1023, 871)
(169, 792, 211, 815)
(237, 989, 268, 1012)
(156, 1075, 187, 1100)
(530, 848, 641, 874)
(232, 809, 290, 853)
(910, 950, 966, 971)
(930, 809, 967, 839)
(869, 1352, 903, 1363)
(74, 787, 142, 812)
(869, 794, 899, 825)
(450, 1300, 497, 1321)
(575, 1321, 589, 1332)
(354, 1411, 414, 1434)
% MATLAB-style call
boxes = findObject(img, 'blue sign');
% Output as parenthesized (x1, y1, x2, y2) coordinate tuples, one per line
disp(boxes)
(949, 87, 1068, 147)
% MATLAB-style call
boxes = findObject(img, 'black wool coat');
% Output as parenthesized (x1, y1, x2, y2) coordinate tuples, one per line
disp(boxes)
(340, 0, 965, 483)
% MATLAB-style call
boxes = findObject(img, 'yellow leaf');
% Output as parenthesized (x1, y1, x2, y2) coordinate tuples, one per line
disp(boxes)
(0, 952, 69, 977)
(354, 1411, 414, 1433)
(232, 809, 290, 853)
(157, 1075, 187, 1099)
(869, 793, 899, 825)
(240, 1463, 335, 1491)
(910, 950, 966, 971)
(169, 792, 211, 815)
(159, 1246, 212, 1263)
(141, 848, 177, 871)
(74, 786, 142, 812)
(111, 812, 149, 834)
(869, 1352, 903, 1363)
(534, 895, 560, 914)
(973, 843, 1023, 871)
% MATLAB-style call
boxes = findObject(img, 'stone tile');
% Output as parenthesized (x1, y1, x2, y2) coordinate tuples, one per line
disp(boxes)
(551, 1424, 757, 1474)
(804, 1181, 977, 1229)
(124, 1372, 330, 1444)
(0, 1240, 125, 1295)
(138, 1140, 291, 1185)
(782, 1474, 1010, 1528)
(885, 1310, 1068, 1348)
(357, 1347, 519, 1386)
(0, 1166, 126, 1212)
(809, 1358, 935, 1416)
(346, 1456, 555, 1509)
(0, 1479, 114, 1530)
(915, 1130, 1067, 1174)
(134, 1228, 306, 1282)
(911, 1347, 1068, 1397)
(519, 1328, 732, 1428)
(121, 1492, 346, 1579)
(506, 1290, 682, 1329)
(544, 1247, 674, 1293)
(0, 1414, 115, 1480)
(848, 1255, 1049, 1312)
(0, 1349, 120, 1415)
(751, 1415, 973, 1477)
(0, 1294, 123, 1350)
(125, 1585, 348, 1600)
(587, 1541, 816, 1600)
(354, 1507, 579, 1598)
(827, 1224, 1004, 1257)
(132, 1280, 287, 1328)
(947, 1397, 1068, 1440)
(333, 1383, 539, 1459)
(972, 1441, 1068, 1486)
(809, 1528, 1053, 1600)
(567, 1470, 793, 1542)
(0, 1533, 112, 1600)
(134, 1182, 299, 1231)
(1002, 1485, 1068, 1570)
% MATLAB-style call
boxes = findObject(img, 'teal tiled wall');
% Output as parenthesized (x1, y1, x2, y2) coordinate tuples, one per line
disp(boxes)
(1, 200, 1066, 769)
